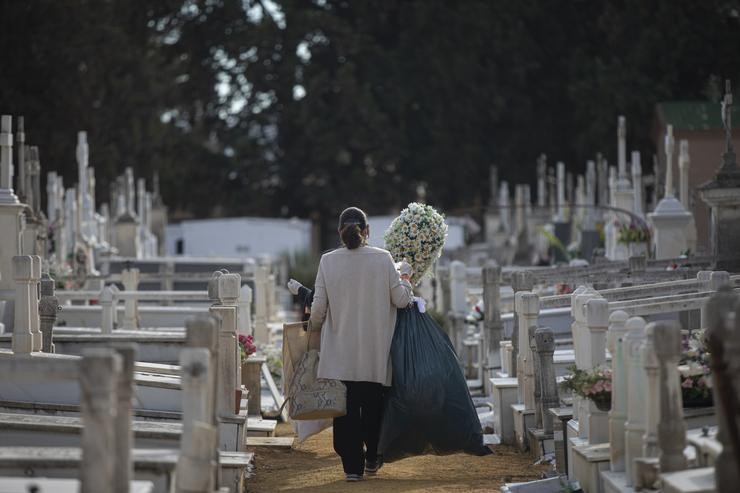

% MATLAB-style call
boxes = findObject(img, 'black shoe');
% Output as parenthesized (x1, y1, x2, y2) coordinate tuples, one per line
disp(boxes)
(365, 458, 383, 476)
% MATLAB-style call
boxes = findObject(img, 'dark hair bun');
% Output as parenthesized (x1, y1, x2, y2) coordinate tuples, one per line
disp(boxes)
(338, 207, 368, 250)
(340, 224, 363, 249)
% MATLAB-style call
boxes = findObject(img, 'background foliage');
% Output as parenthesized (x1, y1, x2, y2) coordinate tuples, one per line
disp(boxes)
(2, 0, 739, 246)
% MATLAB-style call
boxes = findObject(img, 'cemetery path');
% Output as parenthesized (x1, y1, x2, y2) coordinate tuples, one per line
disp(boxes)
(248, 423, 548, 492)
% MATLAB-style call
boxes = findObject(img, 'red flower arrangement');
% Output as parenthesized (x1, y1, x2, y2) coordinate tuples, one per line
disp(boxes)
(238, 334, 257, 365)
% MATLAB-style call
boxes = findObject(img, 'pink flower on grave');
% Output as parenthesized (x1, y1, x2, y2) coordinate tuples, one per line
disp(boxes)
(681, 377, 694, 389)
(603, 381, 612, 392)
(592, 382, 604, 393)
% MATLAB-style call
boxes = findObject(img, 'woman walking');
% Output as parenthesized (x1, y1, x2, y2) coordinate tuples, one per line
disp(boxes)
(308, 206, 414, 482)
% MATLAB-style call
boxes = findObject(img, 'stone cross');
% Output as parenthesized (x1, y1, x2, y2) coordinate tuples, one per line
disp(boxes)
(548, 166, 556, 215)
(499, 181, 510, 233)
(597, 153, 608, 209)
(631, 151, 643, 216)
(617, 116, 629, 186)
(653, 321, 687, 472)
(489, 165, 498, 206)
(585, 160, 596, 230)
(47, 171, 58, 223)
(15, 116, 25, 204)
(0, 115, 19, 204)
(534, 327, 558, 435)
(556, 161, 566, 221)
(125, 167, 136, 217)
(623, 315, 647, 487)
(537, 154, 547, 208)
(664, 125, 675, 198)
(721, 78, 734, 155)
(678, 139, 690, 209)
(28, 146, 41, 215)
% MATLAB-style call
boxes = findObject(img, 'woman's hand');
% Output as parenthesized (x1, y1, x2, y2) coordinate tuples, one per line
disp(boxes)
(396, 261, 412, 281)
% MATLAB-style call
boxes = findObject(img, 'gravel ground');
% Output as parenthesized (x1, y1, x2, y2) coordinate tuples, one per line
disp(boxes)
(247, 423, 550, 492)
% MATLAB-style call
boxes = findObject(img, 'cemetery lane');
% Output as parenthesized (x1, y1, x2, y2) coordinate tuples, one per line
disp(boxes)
(248, 423, 548, 492)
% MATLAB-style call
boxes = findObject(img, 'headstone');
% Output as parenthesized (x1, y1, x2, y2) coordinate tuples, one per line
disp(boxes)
(121, 268, 140, 330)
(150, 172, 168, 257)
(534, 327, 558, 435)
(510, 271, 534, 377)
(581, 160, 599, 260)
(641, 320, 660, 458)
(699, 79, 740, 271)
(553, 162, 570, 261)
(39, 272, 59, 353)
(29, 255, 42, 351)
(648, 125, 693, 259)
(489, 165, 499, 206)
(499, 181, 511, 234)
(482, 263, 502, 370)
(617, 116, 630, 188)
(113, 345, 136, 493)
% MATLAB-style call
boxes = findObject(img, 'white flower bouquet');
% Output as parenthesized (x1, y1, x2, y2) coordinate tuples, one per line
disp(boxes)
(384, 202, 448, 285)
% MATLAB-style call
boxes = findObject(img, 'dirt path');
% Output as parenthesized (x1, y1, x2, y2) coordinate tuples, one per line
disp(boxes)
(248, 423, 549, 492)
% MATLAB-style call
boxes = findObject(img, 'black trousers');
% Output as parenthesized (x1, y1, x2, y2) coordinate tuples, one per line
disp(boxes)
(333, 381, 384, 475)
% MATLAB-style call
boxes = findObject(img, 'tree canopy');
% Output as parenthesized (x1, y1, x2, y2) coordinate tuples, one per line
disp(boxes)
(2, 0, 739, 237)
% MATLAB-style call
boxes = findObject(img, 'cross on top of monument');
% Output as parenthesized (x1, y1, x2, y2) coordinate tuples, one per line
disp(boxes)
(721, 79, 733, 154)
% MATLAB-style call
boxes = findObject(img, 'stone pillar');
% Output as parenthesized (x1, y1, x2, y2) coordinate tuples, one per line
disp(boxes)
(537, 154, 547, 208)
(38, 272, 59, 353)
(553, 162, 570, 262)
(121, 268, 140, 330)
(631, 151, 643, 217)
(15, 116, 26, 204)
(678, 139, 690, 209)
(534, 327, 558, 435)
(623, 316, 647, 487)
(177, 348, 217, 493)
(11, 256, 33, 354)
(79, 348, 121, 493)
(641, 320, 660, 458)
(699, 80, 740, 271)
(528, 324, 542, 428)
(584, 297, 609, 444)
(113, 345, 135, 493)
(555, 161, 566, 222)
(499, 181, 511, 235)
(238, 284, 253, 337)
(482, 263, 502, 372)
(607, 310, 629, 472)
(516, 292, 539, 409)
(208, 270, 241, 422)
(449, 260, 467, 315)
(649, 125, 693, 259)
(29, 256, 42, 351)
(510, 271, 534, 378)
(100, 285, 119, 334)
(652, 321, 687, 473)
(253, 265, 269, 345)
(0, 116, 24, 332)
(705, 288, 740, 492)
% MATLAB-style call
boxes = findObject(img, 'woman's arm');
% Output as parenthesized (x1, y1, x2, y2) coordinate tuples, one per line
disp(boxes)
(308, 262, 327, 331)
(388, 257, 414, 308)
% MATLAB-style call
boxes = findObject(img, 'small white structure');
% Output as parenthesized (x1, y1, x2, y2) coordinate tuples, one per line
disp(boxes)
(166, 217, 312, 258)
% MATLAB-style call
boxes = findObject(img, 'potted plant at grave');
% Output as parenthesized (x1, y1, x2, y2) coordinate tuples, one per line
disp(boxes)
(679, 329, 713, 408)
(616, 220, 650, 257)
(560, 365, 613, 412)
